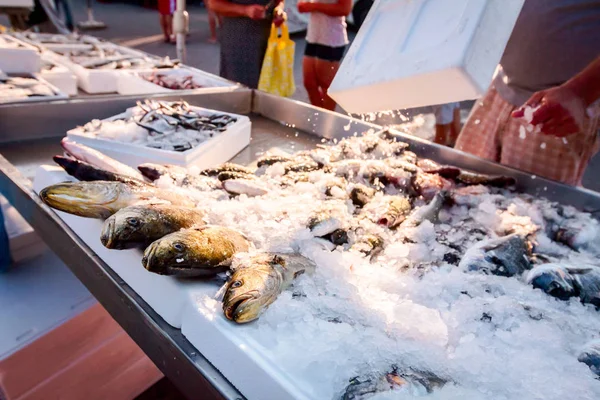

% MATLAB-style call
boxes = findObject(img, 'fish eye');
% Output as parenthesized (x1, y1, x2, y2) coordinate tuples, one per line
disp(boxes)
(230, 280, 243, 288)
(127, 217, 140, 227)
(173, 242, 185, 252)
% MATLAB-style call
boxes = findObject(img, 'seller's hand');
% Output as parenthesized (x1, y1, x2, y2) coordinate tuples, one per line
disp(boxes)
(297, 2, 314, 13)
(246, 4, 266, 20)
(512, 85, 587, 137)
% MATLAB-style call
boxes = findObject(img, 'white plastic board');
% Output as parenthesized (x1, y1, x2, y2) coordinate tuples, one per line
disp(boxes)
(0, 248, 95, 360)
(66, 106, 251, 169)
(117, 67, 235, 95)
(329, 0, 525, 113)
(32, 166, 219, 328)
(0, 34, 40, 74)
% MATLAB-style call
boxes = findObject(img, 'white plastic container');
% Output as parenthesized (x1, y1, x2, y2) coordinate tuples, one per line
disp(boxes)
(0, 34, 40, 74)
(329, 0, 525, 113)
(66, 105, 251, 169)
(38, 56, 78, 96)
(0, 74, 68, 105)
(117, 67, 235, 95)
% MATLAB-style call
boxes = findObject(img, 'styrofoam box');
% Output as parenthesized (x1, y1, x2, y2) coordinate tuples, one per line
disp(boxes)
(0, 74, 68, 105)
(0, 0, 33, 7)
(329, 0, 525, 113)
(38, 55, 78, 96)
(0, 34, 40, 74)
(44, 45, 157, 94)
(32, 166, 215, 328)
(117, 67, 235, 95)
(66, 105, 251, 169)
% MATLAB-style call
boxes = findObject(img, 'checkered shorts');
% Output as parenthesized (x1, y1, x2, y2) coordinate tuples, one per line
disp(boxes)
(455, 86, 600, 186)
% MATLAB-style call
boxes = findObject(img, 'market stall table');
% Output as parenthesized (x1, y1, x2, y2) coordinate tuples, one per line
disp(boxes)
(1, 90, 600, 400)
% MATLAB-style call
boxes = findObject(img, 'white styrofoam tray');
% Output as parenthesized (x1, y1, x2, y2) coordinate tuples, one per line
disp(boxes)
(329, 0, 525, 113)
(10, 32, 107, 53)
(44, 45, 161, 94)
(0, 74, 68, 105)
(117, 67, 236, 95)
(66, 105, 251, 169)
(0, 34, 40, 74)
(32, 166, 213, 328)
(38, 55, 78, 96)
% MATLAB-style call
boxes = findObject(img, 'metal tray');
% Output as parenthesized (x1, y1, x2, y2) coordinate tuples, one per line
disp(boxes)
(1, 90, 599, 400)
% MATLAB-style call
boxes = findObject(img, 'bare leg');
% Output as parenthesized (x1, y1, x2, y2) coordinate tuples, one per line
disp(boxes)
(434, 124, 450, 145)
(315, 59, 341, 111)
(165, 14, 174, 42)
(208, 10, 218, 43)
(448, 107, 461, 147)
(303, 56, 324, 108)
(159, 15, 169, 42)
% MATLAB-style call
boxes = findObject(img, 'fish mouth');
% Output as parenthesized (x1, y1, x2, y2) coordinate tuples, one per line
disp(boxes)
(141, 243, 158, 271)
(100, 218, 115, 249)
(223, 293, 256, 322)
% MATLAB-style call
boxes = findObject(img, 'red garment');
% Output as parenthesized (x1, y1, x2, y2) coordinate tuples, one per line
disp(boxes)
(158, 0, 175, 15)
(455, 85, 600, 186)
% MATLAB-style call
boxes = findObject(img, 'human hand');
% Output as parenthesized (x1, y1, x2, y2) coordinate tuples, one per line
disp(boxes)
(246, 4, 266, 19)
(297, 1, 314, 13)
(512, 85, 587, 137)
(273, 8, 287, 27)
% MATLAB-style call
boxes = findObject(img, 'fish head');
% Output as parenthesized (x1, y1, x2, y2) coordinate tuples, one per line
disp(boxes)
(527, 264, 577, 300)
(222, 255, 283, 323)
(141, 230, 198, 275)
(40, 181, 121, 218)
(100, 206, 155, 249)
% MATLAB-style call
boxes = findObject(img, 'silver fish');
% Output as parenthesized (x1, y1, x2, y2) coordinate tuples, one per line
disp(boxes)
(459, 234, 532, 277)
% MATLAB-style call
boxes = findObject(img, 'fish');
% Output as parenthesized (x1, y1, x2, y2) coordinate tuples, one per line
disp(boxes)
(222, 179, 269, 197)
(578, 341, 600, 377)
(217, 171, 255, 182)
(138, 163, 219, 191)
(308, 208, 345, 237)
(339, 367, 446, 399)
(142, 226, 250, 277)
(527, 264, 600, 306)
(351, 234, 384, 260)
(412, 172, 454, 200)
(222, 253, 316, 323)
(61, 138, 144, 180)
(350, 184, 376, 208)
(256, 154, 292, 168)
(39, 181, 195, 219)
(416, 159, 516, 187)
(400, 190, 449, 228)
(377, 196, 412, 229)
(100, 204, 205, 249)
(201, 163, 254, 177)
(459, 234, 532, 277)
(53, 156, 147, 186)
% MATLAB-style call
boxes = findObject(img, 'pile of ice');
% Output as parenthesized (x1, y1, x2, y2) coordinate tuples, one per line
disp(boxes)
(174, 132, 600, 399)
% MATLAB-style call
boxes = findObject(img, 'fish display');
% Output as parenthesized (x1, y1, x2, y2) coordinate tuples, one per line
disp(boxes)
(140, 71, 203, 90)
(142, 226, 249, 277)
(527, 264, 600, 306)
(38, 125, 600, 399)
(57, 46, 178, 70)
(75, 100, 237, 152)
(222, 253, 316, 323)
(101, 204, 205, 249)
(0, 74, 59, 103)
(40, 180, 194, 218)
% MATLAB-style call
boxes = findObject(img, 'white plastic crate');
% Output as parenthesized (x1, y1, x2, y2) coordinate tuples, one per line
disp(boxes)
(0, 74, 68, 105)
(117, 67, 235, 95)
(0, 34, 40, 74)
(66, 105, 251, 169)
(38, 55, 77, 96)
(329, 0, 525, 113)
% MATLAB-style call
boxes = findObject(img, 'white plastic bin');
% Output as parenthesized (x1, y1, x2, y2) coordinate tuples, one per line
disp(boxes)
(117, 67, 235, 95)
(66, 105, 252, 169)
(0, 34, 40, 74)
(329, 0, 525, 113)
(38, 56, 78, 96)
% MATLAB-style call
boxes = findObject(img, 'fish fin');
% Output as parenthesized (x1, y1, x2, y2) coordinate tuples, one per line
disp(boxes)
(565, 267, 595, 275)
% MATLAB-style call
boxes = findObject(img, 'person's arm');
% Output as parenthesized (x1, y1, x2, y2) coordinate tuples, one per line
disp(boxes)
(298, 0, 352, 17)
(512, 56, 600, 137)
(208, 0, 266, 19)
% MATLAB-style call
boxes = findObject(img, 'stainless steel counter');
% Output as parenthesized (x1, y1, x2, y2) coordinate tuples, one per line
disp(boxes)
(1, 90, 600, 400)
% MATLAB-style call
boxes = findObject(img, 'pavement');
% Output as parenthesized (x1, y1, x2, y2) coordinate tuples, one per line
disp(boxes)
(1, 1, 598, 191)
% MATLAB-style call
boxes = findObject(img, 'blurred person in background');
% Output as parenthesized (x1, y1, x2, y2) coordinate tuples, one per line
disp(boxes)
(158, 0, 175, 43)
(208, 0, 285, 89)
(433, 103, 461, 147)
(298, 0, 351, 111)
(455, 0, 600, 186)
(207, 3, 219, 43)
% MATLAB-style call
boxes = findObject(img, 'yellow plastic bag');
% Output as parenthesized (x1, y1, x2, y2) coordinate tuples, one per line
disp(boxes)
(258, 22, 296, 97)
